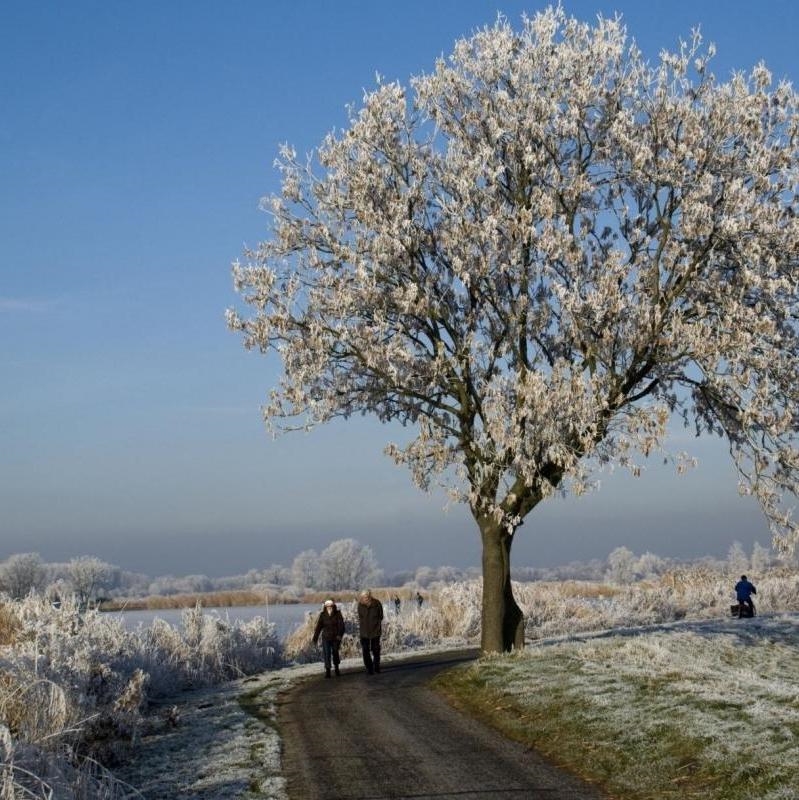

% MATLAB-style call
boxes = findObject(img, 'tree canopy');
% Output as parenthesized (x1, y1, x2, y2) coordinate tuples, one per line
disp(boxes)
(230, 7, 799, 651)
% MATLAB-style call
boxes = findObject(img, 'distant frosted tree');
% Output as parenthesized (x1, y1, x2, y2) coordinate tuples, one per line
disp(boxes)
(113, 569, 150, 597)
(726, 541, 750, 575)
(414, 566, 436, 589)
(635, 551, 668, 580)
(606, 546, 637, 585)
(68, 556, 114, 608)
(148, 575, 181, 596)
(386, 569, 415, 586)
(291, 549, 320, 590)
(434, 566, 463, 584)
(181, 574, 214, 594)
(230, 7, 799, 651)
(750, 541, 773, 574)
(318, 538, 381, 591)
(0, 552, 46, 599)
(255, 564, 292, 585)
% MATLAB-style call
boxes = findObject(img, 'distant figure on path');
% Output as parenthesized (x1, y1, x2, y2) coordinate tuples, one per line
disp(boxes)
(393, 595, 401, 614)
(312, 599, 345, 677)
(416, 591, 424, 609)
(358, 590, 384, 674)
(734, 575, 757, 618)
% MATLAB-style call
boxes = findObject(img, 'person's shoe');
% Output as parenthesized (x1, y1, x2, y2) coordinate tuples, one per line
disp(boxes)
(334, 666, 340, 676)
(325, 670, 331, 678)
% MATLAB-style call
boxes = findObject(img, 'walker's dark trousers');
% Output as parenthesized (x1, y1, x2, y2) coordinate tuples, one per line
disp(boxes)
(360, 636, 381, 673)
(322, 640, 341, 675)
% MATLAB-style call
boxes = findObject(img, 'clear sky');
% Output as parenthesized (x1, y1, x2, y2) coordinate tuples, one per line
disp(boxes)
(2, 1, 796, 577)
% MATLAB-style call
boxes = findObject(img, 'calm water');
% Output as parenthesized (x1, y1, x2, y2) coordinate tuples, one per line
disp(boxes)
(104, 602, 322, 641)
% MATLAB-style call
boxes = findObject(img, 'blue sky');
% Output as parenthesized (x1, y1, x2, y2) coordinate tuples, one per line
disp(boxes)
(1, 1, 796, 577)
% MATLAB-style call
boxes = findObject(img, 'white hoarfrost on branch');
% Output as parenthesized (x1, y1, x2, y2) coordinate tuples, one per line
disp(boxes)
(230, 7, 799, 651)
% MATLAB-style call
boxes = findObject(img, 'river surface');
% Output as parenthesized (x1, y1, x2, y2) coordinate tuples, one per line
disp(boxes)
(103, 602, 322, 641)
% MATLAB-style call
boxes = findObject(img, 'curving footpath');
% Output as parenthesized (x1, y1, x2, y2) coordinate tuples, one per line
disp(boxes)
(278, 649, 609, 800)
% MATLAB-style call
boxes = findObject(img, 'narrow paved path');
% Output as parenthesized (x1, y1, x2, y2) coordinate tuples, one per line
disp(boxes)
(278, 650, 609, 800)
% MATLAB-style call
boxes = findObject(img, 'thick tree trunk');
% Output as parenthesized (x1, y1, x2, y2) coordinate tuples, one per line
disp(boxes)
(480, 519, 524, 654)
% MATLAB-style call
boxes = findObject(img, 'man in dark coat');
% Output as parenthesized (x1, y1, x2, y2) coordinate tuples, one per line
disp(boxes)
(357, 590, 383, 674)
(734, 575, 757, 618)
(312, 599, 345, 677)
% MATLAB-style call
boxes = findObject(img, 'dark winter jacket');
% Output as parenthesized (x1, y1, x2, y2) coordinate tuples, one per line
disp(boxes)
(735, 579, 757, 602)
(312, 607, 345, 643)
(357, 597, 383, 638)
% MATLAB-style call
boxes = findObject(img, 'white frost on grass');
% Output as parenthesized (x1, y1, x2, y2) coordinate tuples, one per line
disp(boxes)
(470, 612, 799, 799)
(112, 669, 297, 800)
(113, 644, 472, 799)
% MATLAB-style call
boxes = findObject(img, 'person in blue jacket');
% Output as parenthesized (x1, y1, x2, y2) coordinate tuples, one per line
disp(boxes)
(734, 575, 757, 618)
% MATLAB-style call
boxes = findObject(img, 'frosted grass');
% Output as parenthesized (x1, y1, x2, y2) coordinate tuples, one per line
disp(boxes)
(1, 595, 280, 799)
(460, 614, 799, 798)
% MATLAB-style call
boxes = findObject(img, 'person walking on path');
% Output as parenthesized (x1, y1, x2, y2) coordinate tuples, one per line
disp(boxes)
(734, 575, 757, 618)
(357, 590, 383, 674)
(312, 599, 345, 677)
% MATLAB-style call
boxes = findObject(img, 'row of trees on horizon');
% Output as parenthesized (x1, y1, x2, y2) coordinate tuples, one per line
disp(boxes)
(0, 538, 786, 606)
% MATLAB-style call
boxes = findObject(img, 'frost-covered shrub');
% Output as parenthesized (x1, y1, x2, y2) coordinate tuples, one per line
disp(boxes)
(0, 722, 141, 800)
(0, 594, 281, 797)
(759, 573, 799, 609)
(521, 567, 799, 640)
(113, 604, 281, 697)
(430, 582, 482, 640)
(603, 586, 685, 627)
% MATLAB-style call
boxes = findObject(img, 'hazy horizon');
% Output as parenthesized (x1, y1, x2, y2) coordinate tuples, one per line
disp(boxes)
(3, 434, 772, 578)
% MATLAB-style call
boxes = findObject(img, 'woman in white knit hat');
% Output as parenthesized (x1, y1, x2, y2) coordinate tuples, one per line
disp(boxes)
(312, 599, 345, 677)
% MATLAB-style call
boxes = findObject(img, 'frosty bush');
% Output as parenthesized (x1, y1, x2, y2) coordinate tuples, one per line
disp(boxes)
(134, 603, 280, 695)
(520, 567, 799, 640)
(0, 594, 281, 797)
(0, 726, 143, 800)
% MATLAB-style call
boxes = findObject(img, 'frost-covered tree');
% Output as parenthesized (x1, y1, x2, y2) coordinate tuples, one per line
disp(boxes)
(726, 540, 750, 575)
(414, 564, 468, 587)
(291, 549, 320, 590)
(0, 552, 46, 599)
(318, 538, 381, 591)
(414, 566, 436, 589)
(750, 540, 774, 574)
(67, 556, 114, 608)
(229, 8, 799, 652)
(252, 564, 292, 585)
(606, 546, 637, 585)
(635, 551, 669, 580)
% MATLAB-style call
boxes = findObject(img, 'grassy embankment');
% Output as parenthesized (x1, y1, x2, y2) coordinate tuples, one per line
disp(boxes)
(434, 617, 799, 800)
